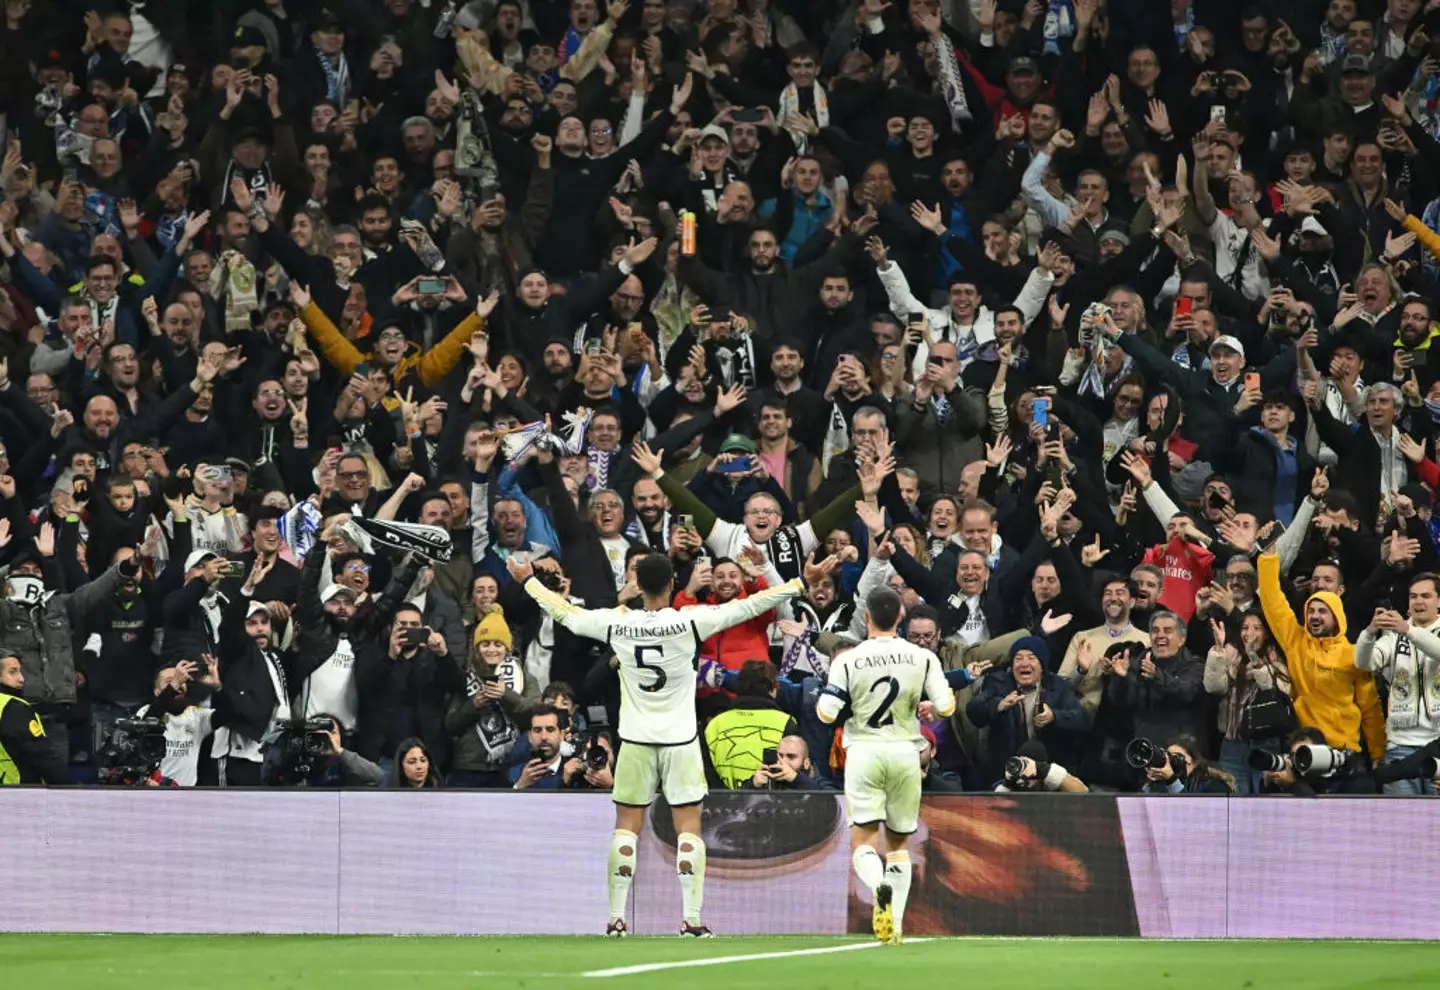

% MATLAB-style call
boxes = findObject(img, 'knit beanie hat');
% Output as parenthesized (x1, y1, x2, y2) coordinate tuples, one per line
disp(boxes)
(1009, 635, 1050, 668)
(473, 610, 513, 651)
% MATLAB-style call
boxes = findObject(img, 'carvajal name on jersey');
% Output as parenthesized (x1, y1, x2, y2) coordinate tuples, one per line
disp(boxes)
(852, 655, 919, 669)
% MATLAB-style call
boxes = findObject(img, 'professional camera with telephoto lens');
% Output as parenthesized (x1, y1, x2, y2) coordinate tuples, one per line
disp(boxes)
(1125, 738, 1187, 778)
(96, 716, 167, 785)
(558, 706, 611, 780)
(1003, 755, 1031, 789)
(263, 717, 338, 785)
(1249, 744, 1356, 778)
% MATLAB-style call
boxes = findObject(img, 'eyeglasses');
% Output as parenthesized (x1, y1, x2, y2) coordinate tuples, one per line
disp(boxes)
(745, 507, 780, 517)
(591, 499, 623, 510)
(258, 387, 285, 397)
(338, 470, 369, 481)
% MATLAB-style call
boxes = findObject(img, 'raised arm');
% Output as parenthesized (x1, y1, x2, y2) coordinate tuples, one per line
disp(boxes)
(691, 578, 803, 640)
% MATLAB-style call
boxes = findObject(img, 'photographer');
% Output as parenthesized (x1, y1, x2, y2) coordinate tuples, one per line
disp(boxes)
(1258, 726, 1378, 795)
(134, 658, 222, 787)
(745, 734, 835, 791)
(1138, 735, 1235, 794)
(356, 605, 462, 770)
(994, 740, 1089, 793)
(265, 716, 384, 788)
(561, 728, 615, 791)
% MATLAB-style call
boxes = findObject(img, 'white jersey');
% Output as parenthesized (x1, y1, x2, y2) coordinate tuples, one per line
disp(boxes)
(523, 576, 802, 745)
(820, 637, 955, 748)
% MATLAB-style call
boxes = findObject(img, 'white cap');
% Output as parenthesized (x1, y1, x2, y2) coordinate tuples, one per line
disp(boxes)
(246, 600, 270, 618)
(184, 549, 220, 571)
(320, 583, 358, 604)
(697, 123, 729, 145)
(1208, 334, 1246, 359)
(1299, 216, 1329, 237)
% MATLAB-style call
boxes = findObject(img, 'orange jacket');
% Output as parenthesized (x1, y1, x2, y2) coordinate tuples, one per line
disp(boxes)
(674, 576, 775, 671)
(300, 301, 484, 387)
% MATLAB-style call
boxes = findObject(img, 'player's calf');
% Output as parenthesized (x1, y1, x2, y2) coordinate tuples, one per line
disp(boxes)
(607, 829, 638, 932)
(676, 831, 708, 933)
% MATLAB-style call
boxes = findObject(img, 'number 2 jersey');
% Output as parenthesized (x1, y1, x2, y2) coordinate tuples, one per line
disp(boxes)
(522, 576, 803, 745)
(818, 637, 956, 748)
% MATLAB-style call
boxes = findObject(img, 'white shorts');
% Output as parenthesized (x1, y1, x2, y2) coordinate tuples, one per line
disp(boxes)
(613, 738, 708, 808)
(844, 742, 923, 834)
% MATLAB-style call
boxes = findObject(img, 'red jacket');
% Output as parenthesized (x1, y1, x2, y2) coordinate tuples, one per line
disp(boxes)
(674, 575, 776, 672)
(1142, 536, 1214, 622)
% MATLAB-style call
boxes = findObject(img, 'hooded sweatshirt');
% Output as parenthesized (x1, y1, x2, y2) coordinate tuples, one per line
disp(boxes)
(1257, 553, 1385, 759)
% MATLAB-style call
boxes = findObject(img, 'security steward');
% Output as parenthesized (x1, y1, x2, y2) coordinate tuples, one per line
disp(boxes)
(0, 652, 68, 784)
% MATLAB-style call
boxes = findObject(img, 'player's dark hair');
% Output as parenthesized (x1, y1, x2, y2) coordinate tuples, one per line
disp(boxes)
(635, 553, 674, 597)
(868, 586, 904, 631)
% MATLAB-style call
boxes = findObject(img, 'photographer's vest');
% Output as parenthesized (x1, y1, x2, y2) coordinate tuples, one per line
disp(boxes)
(0, 693, 45, 785)
(703, 705, 791, 789)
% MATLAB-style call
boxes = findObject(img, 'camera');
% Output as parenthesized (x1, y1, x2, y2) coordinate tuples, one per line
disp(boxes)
(96, 716, 167, 785)
(1125, 738, 1186, 777)
(1248, 749, 1288, 773)
(533, 565, 564, 593)
(263, 717, 337, 786)
(1003, 755, 1032, 789)
(1292, 744, 1354, 777)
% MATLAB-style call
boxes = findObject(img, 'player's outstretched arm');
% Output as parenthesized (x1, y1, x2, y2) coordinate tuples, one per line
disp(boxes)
(691, 577, 803, 640)
(509, 556, 613, 640)
(922, 655, 957, 719)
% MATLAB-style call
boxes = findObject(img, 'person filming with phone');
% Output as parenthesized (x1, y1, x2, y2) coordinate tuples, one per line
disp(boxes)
(355, 606, 462, 773)
(745, 735, 834, 790)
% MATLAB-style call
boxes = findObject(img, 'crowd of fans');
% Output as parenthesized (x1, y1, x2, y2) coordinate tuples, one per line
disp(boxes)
(4, 0, 1440, 797)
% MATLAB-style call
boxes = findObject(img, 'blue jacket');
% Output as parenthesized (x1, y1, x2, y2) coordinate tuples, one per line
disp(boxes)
(966, 670, 1091, 785)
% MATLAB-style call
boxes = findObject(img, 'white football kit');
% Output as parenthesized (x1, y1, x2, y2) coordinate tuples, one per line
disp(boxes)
(818, 637, 955, 833)
(523, 576, 802, 806)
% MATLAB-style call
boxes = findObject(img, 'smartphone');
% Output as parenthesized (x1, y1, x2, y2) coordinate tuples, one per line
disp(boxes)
(482, 675, 500, 684)
(1210, 105, 1227, 123)
(1175, 296, 1193, 318)
(223, 560, 247, 578)
(908, 311, 925, 325)
(1208, 489, 1230, 510)
(63, 166, 78, 184)
(676, 513, 694, 532)
(732, 108, 764, 123)
(761, 747, 779, 766)
(1032, 397, 1050, 427)
(720, 455, 753, 474)
(1244, 372, 1260, 392)
(1413, 350, 1429, 369)
(403, 627, 430, 647)
(584, 338, 603, 356)
(416, 277, 447, 295)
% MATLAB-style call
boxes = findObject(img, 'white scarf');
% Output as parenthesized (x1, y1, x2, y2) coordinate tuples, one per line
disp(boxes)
(778, 82, 828, 152)
(5, 576, 51, 606)
(1372, 426, 1407, 522)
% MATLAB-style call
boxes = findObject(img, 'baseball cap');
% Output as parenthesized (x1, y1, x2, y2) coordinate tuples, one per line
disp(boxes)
(1008, 56, 1040, 75)
(246, 600, 271, 618)
(718, 433, 757, 454)
(1208, 334, 1246, 359)
(697, 123, 730, 145)
(232, 25, 267, 49)
(1097, 226, 1130, 247)
(184, 549, 220, 571)
(1340, 53, 1372, 75)
(320, 584, 358, 604)
(1299, 216, 1330, 237)
(313, 10, 344, 31)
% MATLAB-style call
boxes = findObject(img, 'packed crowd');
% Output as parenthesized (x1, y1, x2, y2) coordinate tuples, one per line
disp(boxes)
(3, 0, 1440, 796)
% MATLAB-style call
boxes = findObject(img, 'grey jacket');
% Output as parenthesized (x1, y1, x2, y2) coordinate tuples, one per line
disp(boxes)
(896, 384, 987, 491)
(1, 562, 128, 706)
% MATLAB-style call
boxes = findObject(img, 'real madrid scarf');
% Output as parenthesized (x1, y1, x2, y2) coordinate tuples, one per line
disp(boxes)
(353, 517, 453, 562)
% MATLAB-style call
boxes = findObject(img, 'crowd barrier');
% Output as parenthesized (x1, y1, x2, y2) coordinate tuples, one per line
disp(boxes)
(2, 790, 1436, 938)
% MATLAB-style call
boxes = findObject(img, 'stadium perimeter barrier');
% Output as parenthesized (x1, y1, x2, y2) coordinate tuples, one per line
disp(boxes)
(2, 791, 1435, 937)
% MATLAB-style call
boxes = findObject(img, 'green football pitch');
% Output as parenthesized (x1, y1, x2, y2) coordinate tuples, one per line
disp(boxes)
(1, 934, 1434, 989)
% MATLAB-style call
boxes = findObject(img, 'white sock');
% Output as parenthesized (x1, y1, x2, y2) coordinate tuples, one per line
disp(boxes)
(852, 845, 884, 893)
(676, 832, 706, 926)
(607, 830, 637, 923)
(885, 850, 913, 935)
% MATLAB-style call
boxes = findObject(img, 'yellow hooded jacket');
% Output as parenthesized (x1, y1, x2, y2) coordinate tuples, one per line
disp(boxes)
(1257, 553, 1385, 759)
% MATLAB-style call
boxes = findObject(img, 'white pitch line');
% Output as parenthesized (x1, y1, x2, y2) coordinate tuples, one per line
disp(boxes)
(581, 938, 932, 978)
